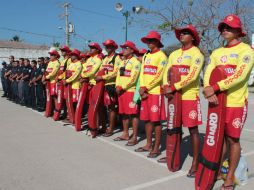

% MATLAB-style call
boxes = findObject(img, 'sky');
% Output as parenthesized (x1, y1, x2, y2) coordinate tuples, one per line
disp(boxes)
(0, 0, 174, 50)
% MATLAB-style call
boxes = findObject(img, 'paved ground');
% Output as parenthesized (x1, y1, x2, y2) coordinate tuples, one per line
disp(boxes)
(0, 89, 254, 190)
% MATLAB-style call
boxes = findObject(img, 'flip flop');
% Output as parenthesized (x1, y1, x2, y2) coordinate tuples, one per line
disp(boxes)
(157, 157, 167, 163)
(147, 152, 161, 158)
(126, 141, 138, 146)
(102, 131, 113, 137)
(220, 184, 235, 190)
(187, 170, 197, 178)
(113, 137, 129, 141)
(135, 147, 151, 152)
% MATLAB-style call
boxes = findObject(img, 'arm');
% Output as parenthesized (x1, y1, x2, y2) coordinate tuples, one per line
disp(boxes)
(216, 51, 254, 91)
(46, 62, 60, 79)
(163, 55, 173, 87)
(102, 57, 121, 80)
(173, 54, 204, 91)
(82, 58, 102, 78)
(203, 54, 217, 88)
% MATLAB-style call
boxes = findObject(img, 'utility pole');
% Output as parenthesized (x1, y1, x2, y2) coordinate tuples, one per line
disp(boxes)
(64, 3, 70, 46)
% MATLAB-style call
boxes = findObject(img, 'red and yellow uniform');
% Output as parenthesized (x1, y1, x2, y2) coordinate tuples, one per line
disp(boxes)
(81, 54, 103, 103)
(204, 42, 254, 138)
(116, 56, 141, 114)
(46, 60, 60, 95)
(81, 54, 102, 85)
(57, 57, 72, 80)
(139, 50, 167, 122)
(163, 46, 204, 127)
(66, 60, 82, 102)
(100, 54, 121, 105)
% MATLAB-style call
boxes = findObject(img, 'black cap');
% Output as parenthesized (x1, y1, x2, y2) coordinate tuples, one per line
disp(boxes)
(2, 61, 7, 65)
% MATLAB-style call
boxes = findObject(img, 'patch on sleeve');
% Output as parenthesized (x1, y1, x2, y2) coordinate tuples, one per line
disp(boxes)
(195, 58, 201, 65)
(160, 60, 167, 66)
(135, 64, 140, 70)
(243, 55, 250, 64)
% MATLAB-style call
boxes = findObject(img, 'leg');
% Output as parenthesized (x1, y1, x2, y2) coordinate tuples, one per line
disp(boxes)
(152, 121, 162, 154)
(107, 105, 117, 133)
(114, 114, 129, 141)
(127, 115, 139, 145)
(223, 136, 240, 186)
(188, 126, 200, 174)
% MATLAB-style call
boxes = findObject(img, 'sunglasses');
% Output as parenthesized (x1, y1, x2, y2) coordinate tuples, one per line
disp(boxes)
(180, 31, 192, 35)
(123, 46, 131, 50)
(146, 38, 157, 43)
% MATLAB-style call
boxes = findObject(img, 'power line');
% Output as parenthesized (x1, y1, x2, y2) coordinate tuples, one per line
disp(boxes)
(71, 6, 121, 19)
(0, 27, 61, 39)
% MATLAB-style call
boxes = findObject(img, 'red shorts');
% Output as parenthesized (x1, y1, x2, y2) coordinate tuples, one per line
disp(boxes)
(225, 104, 248, 139)
(72, 89, 80, 103)
(104, 90, 117, 106)
(49, 82, 56, 96)
(182, 98, 202, 127)
(63, 85, 68, 99)
(140, 94, 166, 122)
(118, 92, 138, 115)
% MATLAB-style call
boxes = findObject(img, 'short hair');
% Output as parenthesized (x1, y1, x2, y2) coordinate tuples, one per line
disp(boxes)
(9, 55, 14, 59)
(31, 60, 37, 64)
(19, 58, 24, 61)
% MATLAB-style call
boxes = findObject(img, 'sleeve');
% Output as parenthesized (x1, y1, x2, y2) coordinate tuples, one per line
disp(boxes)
(146, 55, 167, 91)
(122, 61, 141, 90)
(163, 54, 173, 87)
(173, 53, 204, 91)
(80, 64, 87, 78)
(82, 58, 102, 78)
(115, 61, 123, 87)
(46, 62, 60, 79)
(102, 56, 121, 80)
(203, 53, 217, 88)
(66, 63, 82, 83)
(217, 50, 254, 91)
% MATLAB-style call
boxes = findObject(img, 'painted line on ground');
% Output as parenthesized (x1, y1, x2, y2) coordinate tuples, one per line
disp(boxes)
(121, 171, 187, 190)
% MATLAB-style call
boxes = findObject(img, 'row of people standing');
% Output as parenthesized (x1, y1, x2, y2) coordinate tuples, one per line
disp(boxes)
(1, 56, 48, 111)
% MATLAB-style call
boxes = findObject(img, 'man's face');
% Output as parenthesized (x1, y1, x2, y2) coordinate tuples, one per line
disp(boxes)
(50, 55, 56, 61)
(122, 46, 133, 58)
(105, 45, 115, 55)
(71, 55, 77, 62)
(221, 24, 240, 40)
(61, 51, 67, 57)
(9, 57, 14, 63)
(90, 47, 98, 55)
(180, 30, 194, 45)
(146, 39, 159, 50)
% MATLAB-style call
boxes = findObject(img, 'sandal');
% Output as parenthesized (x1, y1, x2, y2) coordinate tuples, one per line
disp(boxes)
(113, 137, 129, 141)
(102, 129, 113, 137)
(135, 147, 151, 152)
(126, 141, 138, 146)
(157, 157, 167, 163)
(220, 184, 235, 190)
(187, 170, 197, 178)
(147, 152, 161, 158)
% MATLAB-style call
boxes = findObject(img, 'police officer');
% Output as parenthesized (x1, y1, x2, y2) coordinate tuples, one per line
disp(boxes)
(29, 60, 37, 109)
(10, 60, 19, 102)
(21, 59, 32, 107)
(1, 61, 8, 97)
(35, 57, 46, 112)
(5, 56, 14, 99)
(17, 58, 25, 104)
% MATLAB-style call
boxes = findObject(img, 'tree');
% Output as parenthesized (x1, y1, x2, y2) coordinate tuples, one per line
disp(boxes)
(10, 35, 22, 42)
(132, 0, 254, 56)
(52, 42, 60, 47)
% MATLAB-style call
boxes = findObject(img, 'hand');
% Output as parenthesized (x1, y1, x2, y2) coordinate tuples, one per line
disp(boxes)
(165, 93, 174, 100)
(116, 86, 123, 95)
(139, 87, 147, 96)
(80, 77, 89, 83)
(207, 94, 219, 105)
(203, 86, 215, 98)
(95, 76, 103, 82)
(141, 92, 148, 99)
(62, 80, 67, 86)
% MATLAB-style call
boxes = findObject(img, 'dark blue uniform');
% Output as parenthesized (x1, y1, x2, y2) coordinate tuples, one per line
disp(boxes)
(6, 64, 12, 98)
(1, 63, 8, 97)
(30, 67, 37, 108)
(35, 64, 46, 111)
(22, 65, 32, 106)
(11, 66, 18, 101)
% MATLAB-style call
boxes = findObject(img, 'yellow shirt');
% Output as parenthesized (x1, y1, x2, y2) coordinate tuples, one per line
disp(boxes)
(204, 42, 254, 107)
(100, 54, 122, 86)
(116, 56, 141, 92)
(57, 57, 72, 80)
(163, 46, 204, 100)
(46, 60, 60, 83)
(81, 54, 102, 85)
(140, 50, 167, 95)
(66, 60, 82, 89)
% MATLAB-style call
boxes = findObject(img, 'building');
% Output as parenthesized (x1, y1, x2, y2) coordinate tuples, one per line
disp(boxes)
(0, 40, 49, 67)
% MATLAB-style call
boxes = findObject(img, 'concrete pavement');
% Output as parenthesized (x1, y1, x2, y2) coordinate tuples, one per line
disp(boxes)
(0, 90, 254, 190)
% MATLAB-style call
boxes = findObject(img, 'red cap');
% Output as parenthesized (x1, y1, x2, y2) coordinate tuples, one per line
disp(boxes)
(120, 41, 139, 54)
(138, 48, 147, 56)
(218, 14, 246, 37)
(88, 42, 102, 53)
(141, 31, 164, 48)
(80, 53, 91, 59)
(175, 24, 201, 46)
(69, 49, 81, 60)
(103, 39, 118, 49)
(59, 45, 71, 53)
(48, 50, 60, 59)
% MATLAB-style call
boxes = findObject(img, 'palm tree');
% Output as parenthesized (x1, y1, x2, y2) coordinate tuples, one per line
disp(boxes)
(10, 35, 22, 42)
